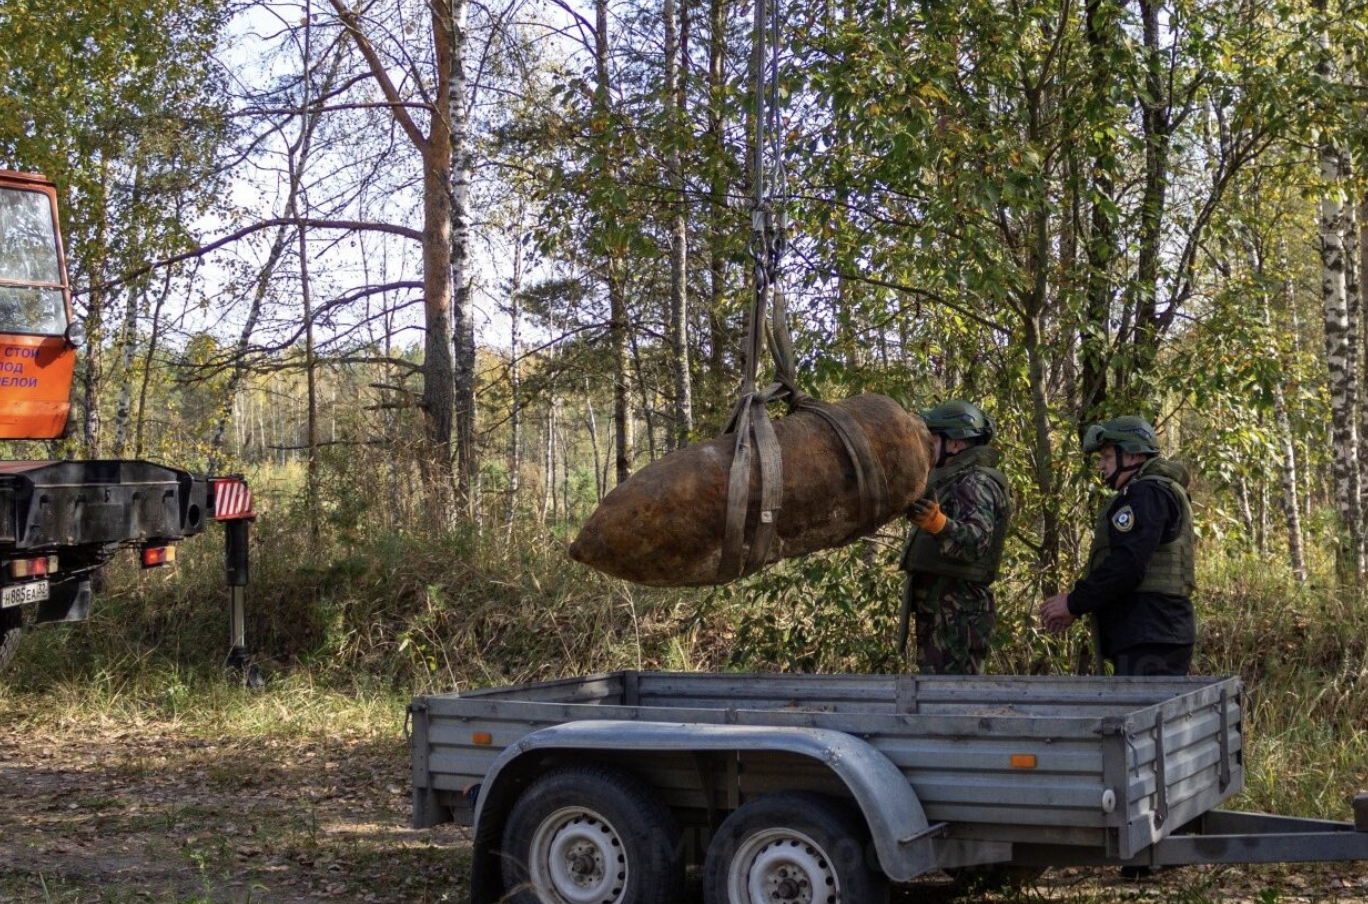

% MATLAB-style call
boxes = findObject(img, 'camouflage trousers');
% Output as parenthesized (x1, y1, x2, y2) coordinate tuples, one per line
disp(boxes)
(907, 573, 996, 675)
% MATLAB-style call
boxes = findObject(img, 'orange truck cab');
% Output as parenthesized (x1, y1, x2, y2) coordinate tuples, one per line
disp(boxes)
(0, 170, 79, 439)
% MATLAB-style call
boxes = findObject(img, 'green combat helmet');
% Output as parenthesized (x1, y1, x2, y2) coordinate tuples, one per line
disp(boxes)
(921, 400, 995, 443)
(1082, 416, 1160, 455)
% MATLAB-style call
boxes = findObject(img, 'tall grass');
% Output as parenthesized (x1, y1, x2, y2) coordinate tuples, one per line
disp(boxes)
(4, 502, 1367, 820)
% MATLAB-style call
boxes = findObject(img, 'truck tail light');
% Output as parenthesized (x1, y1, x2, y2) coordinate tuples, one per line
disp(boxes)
(212, 477, 255, 520)
(141, 545, 177, 568)
(9, 556, 50, 578)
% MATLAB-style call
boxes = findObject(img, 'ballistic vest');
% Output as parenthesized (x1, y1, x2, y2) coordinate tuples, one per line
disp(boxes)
(901, 445, 1012, 583)
(1084, 457, 1196, 596)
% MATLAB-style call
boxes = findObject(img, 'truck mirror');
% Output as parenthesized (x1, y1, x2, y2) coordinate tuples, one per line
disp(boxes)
(65, 321, 85, 348)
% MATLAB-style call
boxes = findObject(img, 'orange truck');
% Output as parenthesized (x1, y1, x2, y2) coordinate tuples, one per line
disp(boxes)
(0, 170, 255, 676)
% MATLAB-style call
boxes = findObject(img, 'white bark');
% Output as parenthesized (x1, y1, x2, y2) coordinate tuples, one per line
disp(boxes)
(1361, 198, 1368, 569)
(1315, 0, 1361, 579)
(1318, 140, 1363, 578)
(585, 378, 603, 502)
(664, 0, 693, 449)
(540, 400, 556, 526)
(449, 0, 476, 511)
(1271, 249, 1307, 581)
(506, 211, 525, 540)
(1344, 190, 1364, 573)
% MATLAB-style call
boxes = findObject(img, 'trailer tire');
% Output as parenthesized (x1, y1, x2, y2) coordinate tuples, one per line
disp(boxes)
(0, 607, 21, 671)
(500, 764, 683, 904)
(703, 791, 889, 904)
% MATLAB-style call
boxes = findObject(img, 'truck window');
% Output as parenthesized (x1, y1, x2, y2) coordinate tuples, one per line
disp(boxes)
(0, 186, 69, 336)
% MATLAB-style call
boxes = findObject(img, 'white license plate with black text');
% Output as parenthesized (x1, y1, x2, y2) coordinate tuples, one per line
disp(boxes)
(1, 579, 49, 608)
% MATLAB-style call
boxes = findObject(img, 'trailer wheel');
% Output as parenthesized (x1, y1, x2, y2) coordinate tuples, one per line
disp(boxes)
(703, 791, 888, 904)
(0, 607, 21, 671)
(500, 764, 683, 904)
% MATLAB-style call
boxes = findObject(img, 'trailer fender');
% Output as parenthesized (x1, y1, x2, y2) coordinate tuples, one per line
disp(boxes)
(468, 720, 939, 901)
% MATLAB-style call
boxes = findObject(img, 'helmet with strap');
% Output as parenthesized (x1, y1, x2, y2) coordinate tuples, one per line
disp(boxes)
(1082, 416, 1160, 456)
(921, 400, 995, 443)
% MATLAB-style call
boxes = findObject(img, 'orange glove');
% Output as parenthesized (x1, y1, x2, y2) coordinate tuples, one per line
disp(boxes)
(909, 496, 947, 534)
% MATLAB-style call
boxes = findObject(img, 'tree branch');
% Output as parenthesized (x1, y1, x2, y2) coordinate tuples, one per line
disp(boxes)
(75, 219, 425, 297)
(326, 0, 430, 150)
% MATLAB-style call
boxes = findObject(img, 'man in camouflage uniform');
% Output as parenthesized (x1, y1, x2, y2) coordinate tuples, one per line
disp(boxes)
(898, 401, 1013, 675)
(1039, 416, 1196, 676)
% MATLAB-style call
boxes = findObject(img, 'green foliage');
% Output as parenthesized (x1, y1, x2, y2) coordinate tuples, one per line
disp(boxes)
(711, 539, 904, 673)
(0, 0, 228, 277)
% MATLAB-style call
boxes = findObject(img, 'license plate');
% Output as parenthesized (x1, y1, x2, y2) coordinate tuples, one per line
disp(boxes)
(1, 579, 49, 608)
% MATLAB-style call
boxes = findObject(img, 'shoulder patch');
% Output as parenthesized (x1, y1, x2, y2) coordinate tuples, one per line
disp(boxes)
(1112, 505, 1136, 533)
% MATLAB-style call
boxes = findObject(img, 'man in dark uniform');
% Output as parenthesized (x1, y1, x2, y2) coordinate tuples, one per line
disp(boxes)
(899, 401, 1013, 675)
(1039, 416, 1196, 676)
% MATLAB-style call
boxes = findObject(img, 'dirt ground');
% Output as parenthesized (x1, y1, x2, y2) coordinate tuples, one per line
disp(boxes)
(2, 714, 1366, 903)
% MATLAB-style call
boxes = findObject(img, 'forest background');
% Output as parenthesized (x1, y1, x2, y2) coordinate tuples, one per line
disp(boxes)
(2, 0, 1368, 836)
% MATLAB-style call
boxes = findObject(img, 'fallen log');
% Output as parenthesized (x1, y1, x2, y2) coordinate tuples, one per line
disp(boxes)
(568, 393, 933, 586)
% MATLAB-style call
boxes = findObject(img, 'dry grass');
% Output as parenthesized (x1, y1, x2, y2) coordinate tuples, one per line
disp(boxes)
(3, 518, 1368, 901)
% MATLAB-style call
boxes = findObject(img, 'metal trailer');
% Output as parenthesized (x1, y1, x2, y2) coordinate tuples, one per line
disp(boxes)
(406, 670, 1368, 904)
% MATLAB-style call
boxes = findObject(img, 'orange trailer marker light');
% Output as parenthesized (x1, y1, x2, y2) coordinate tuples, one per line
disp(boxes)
(1010, 754, 1038, 769)
(472, 732, 493, 746)
(141, 545, 177, 568)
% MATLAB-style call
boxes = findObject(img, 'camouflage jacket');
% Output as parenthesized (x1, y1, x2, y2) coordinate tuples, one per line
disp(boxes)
(900, 445, 1012, 584)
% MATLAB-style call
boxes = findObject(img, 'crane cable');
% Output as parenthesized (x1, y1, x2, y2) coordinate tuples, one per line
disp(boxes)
(716, 0, 889, 581)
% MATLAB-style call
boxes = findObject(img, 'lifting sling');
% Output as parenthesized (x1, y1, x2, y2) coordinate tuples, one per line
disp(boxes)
(715, 0, 890, 580)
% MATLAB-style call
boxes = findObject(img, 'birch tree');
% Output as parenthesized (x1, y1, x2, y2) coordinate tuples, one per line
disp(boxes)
(1312, 0, 1363, 581)
(664, 0, 694, 448)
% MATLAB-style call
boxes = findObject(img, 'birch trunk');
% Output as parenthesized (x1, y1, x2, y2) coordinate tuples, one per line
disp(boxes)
(665, 0, 693, 450)
(448, 0, 476, 515)
(506, 212, 524, 539)
(585, 380, 603, 501)
(1361, 198, 1368, 568)
(1128, 0, 1172, 381)
(705, 0, 731, 420)
(541, 401, 556, 525)
(110, 279, 144, 458)
(1345, 191, 1364, 574)
(1023, 80, 1059, 592)
(1079, 0, 1119, 422)
(593, 0, 633, 485)
(110, 166, 154, 458)
(1315, 4, 1362, 582)
(82, 159, 111, 456)
(294, 206, 319, 542)
(1274, 250, 1307, 581)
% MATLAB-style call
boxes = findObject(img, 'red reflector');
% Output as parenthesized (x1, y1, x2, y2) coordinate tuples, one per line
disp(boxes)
(212, 478, 255, 520)
(141, 546, 176, 568)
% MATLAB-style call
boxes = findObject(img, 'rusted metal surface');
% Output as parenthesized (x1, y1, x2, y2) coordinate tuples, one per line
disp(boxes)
(568, 393, 932, 586)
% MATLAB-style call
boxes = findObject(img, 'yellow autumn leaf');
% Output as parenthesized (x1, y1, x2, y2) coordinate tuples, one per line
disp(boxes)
(916, 83, 949, 103)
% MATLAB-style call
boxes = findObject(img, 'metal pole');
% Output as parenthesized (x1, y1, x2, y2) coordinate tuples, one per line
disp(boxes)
(224, 517, 261, 687)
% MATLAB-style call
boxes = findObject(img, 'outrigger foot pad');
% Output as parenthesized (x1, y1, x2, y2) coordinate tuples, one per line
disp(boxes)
(226, 646, 266, 691)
